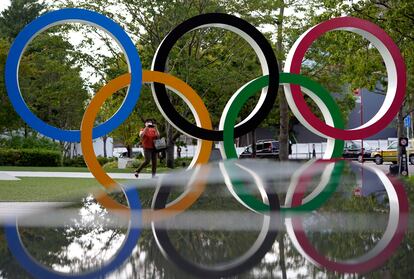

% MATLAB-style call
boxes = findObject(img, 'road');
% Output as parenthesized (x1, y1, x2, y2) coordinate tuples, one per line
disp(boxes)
(359, 161, 414, 175)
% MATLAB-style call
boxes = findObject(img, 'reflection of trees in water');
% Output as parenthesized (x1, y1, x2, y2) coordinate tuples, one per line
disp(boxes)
(0, 195, 127, 278)
(2, 182, 414, 278)
(22, 196, 126, 273)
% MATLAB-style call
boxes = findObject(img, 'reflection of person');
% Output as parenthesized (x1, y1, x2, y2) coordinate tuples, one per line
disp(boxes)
(312, 144, 316, 158)
(177, 146, 182, 158)
(134, 119, 159, 178)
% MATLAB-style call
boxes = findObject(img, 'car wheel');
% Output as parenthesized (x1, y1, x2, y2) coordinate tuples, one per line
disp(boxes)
(357, 154, 364, 163)
(375, 155, 383, 165)
(410, 155, 414, 165)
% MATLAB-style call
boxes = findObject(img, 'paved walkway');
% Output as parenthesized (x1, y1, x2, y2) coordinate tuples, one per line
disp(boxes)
(0, 172, 20, 180)
(0, 171, 159, 180)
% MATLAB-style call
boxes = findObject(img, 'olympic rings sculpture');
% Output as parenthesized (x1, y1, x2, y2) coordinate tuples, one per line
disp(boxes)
(2, 7, 409, 278)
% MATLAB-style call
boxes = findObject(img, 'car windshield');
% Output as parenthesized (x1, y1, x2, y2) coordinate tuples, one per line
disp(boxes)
(348, 141, 371, 150)
(387, 142, 398, 149)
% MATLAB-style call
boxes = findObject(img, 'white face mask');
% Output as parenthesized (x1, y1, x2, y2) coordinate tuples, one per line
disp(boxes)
(145, 122, 153, 127)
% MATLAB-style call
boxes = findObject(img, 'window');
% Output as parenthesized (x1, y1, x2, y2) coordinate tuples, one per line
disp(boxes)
(388, 142, 398, 149)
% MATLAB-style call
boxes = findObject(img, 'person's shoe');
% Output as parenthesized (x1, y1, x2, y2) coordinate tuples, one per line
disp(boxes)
(134, 172, 139, 178)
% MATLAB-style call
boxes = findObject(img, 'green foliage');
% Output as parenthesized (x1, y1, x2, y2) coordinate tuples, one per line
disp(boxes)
(63, 155, 116, 167)
(0, 38, 22, 134)
(0, 2, 89, 136)
(0, 148, 62, 166)
(102, 160, 118, 170)
(297, 0, 414, 135)
(62, 155, 87, 167)
(174, 157, 193, 168)
(0, 0, 45, 39)
(0, 135, 61, 151)
(19, 32, 89, 132)
(130, 156, 192, 169)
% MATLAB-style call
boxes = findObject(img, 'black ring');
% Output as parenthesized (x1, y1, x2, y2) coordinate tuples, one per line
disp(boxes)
(151, 177, 280, 278)
(151, 13, 279, 141)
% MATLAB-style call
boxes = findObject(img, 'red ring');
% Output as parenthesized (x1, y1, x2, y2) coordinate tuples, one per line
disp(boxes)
(287, 166, 409, 273)
(286, 17, 406, 140)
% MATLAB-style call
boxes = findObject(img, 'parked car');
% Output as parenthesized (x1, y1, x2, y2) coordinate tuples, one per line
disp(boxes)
(342, 141, 373, 163)
(239, 139, 279, 159)
(371, 139, 414, 165)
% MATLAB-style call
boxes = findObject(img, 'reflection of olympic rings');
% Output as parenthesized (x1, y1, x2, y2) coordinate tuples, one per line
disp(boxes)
(5, 186, 141, 279)
(81, 71, 212, 222)
(284, 17, 406, 140)
(151, 172, 280, 278)
(285, 163, 409, 273)
(4, 161, 408, 276)
(218, 72, 344, 213)
(283, 160, 343, 213)
(5, 8, 142, 142)
(220, 159, 345, 214)
(151, 13, 279, 141)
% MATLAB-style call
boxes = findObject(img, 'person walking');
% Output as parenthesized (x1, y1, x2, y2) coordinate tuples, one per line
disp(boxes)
(134, 119, 159, 178)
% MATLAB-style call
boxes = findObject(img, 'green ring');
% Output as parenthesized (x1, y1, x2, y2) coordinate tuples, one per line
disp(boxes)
(221, 73, 345, 213)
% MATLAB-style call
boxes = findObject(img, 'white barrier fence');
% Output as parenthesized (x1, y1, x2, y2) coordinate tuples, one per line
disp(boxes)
(114, 138, 398, 161)
(289, 139, 396, 159)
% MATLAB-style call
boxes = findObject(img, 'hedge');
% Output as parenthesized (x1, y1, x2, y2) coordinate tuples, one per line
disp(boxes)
(131, 157, 193, 169)
(0, 148, 62, 166)
(0, 136, 61, 151)
(63, 156, 86, 167)
(63, 155, 116, 167)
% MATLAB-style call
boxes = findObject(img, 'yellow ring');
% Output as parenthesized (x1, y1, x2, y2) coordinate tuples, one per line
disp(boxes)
(80, 71, 213, 223)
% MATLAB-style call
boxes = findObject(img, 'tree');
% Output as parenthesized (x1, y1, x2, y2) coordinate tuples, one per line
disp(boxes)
(0, 0, 45, 135)
(0, 0, 45, 39)
(299, 0, 414, 139)
(0, 39, 21, 135)
(0, 0, 89, 152)
(51, 0, 278, 167)
(50, 0, 368, 165)
(350, 0, 414, 140)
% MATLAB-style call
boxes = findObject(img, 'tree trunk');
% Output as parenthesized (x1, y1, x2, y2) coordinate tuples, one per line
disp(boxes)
(397, 109, 404, 138)
(276, 3, 289, 161)
(397, 107, 404, 157)
(24, 123, 28, 138)
(103, 135, 107, 158)
(126, 145, 132, 158)
(279, 88, 289, 161)
(251, 129, 256, 158)
(165, 122, 175, 168)
(411, 111, 414, 139)
(278, 234, 287, 279)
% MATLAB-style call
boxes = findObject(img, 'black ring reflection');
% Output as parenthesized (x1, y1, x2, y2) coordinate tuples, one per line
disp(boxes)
(151, 178, 281, 278)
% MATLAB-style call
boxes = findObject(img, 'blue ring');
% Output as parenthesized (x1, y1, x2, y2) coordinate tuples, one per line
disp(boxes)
(5, 8, 142, 142)
(5, 187, 141, 279)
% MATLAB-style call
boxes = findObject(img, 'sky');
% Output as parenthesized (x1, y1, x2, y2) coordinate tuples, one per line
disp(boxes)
(0, 0, 10, 12)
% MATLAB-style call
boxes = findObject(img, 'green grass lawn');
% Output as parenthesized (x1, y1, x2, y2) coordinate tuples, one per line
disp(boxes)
(0, 165, 171, 173)
(0, 177, 112, 202)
